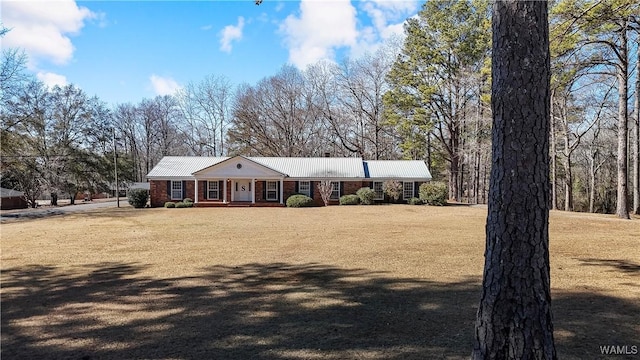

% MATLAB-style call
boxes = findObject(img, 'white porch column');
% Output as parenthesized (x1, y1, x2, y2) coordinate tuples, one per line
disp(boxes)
(251, 178, 256, 204)
(194, 179, 199, 204)
(279, 177, 284, 204)
(223, 179, 227, 203)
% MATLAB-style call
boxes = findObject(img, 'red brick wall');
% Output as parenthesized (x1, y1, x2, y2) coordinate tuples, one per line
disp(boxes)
(150, 179, 383, 207)
(305, 180, 364, 206)
(0, 196, 28, 210)
(150, 180, 197, 207)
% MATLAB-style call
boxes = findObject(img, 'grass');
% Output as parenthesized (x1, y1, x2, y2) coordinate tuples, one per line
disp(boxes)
(1, 205, 638, 359)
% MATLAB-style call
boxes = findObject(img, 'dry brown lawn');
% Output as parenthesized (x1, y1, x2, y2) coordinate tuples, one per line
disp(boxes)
(1, 205, 638, 359)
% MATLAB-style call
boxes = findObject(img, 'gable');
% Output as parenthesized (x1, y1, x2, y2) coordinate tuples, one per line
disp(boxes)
(193, 156, 286, 179)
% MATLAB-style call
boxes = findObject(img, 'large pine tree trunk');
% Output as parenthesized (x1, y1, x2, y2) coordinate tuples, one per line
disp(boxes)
(616, 27, 630, 219)
(472, 1, 556, 359)
(633, 37, 639, 215)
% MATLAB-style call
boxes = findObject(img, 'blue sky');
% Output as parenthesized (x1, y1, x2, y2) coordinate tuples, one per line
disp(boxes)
(2, 0, 421, 105)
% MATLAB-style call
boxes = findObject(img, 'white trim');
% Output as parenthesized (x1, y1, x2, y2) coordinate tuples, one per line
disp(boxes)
(266, 180, 278, 201)
(207, 180, 220, 200)
(373, 181, 384, 200)
(298, 180, 311, 197)
(251, 179, 256, 204)
(223, 179, 228, 203)
(171, 180, 182, 200)
(403, 181, 414, 200)
(330, 182, 340, 200)
(195, 180, 199, 203)
(280, 178, 284, 204)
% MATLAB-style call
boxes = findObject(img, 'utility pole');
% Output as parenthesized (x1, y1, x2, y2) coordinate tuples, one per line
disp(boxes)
(113, 130, 119, 208)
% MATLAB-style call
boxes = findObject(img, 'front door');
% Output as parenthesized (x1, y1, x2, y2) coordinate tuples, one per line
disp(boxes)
(234, 180, 251, 202)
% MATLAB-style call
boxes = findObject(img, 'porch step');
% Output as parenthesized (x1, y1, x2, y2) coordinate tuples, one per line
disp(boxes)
(195, 202, 285, 208)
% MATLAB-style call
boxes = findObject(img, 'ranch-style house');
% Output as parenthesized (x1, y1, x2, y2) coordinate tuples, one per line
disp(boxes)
(146, 155, 432, 207)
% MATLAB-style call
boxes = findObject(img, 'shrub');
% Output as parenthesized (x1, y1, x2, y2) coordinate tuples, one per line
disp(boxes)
(407, 197, 423, 205)
(183, 197, 193, 203)
(339, 194, 360, 205)
(419, 181, 448, 206)
(286, 194, 314, 207)
(383, 180, 402, 201)
(128, 189, 149, 208)
(175, 202, 188, 208)
(316, 180, 333, 206)
(356, 187, 376, 205)
(164, 202, 176, 208)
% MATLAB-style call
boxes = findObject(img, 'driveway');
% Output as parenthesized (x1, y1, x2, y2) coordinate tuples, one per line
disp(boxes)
(0, 198, 128, 222)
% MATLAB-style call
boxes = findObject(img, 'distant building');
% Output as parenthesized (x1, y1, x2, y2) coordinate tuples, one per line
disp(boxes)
(0, 188, 28, 210)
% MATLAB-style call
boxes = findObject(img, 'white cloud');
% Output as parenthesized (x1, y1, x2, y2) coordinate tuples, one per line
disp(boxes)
(1, 0, 96, 67)
(150, 75, 182, 96)
(201, 24, 213, 31)
(37, 72, 68, 88)
(346, 0, 418, 59)
(279, 0, 358, 69)
(219, 17, 245, 53)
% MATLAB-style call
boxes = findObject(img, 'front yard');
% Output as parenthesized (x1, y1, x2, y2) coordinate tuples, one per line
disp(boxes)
(1, 205, 638, 359)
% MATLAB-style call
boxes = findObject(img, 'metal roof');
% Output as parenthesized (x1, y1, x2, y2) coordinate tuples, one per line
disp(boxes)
(146, 156, 431, 181)
(364, 160, 432, 180)
(146, 156, 227, 179)
(250, 157, 365, 179)
(1, 187, 24, 198)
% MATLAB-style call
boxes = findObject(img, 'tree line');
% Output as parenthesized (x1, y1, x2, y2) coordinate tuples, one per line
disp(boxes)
(1, 0, 639, 217)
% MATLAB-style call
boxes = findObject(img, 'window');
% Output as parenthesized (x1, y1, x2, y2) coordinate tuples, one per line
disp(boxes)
(403, 181, 414, 200)
(298, 181, 310, 197)
(330, 182, 340, 200)
(171, 180, 182, 200)
(266, 181, 278, 201)
(373, 181, 384, 200)
(207, 181, 219, 200)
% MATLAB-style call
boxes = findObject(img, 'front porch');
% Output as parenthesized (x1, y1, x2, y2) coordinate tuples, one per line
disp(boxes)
(193, 157, 287, 206)
(195, 201, 286, 208)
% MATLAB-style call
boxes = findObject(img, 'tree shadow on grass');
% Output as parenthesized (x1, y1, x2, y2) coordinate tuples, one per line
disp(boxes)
(1, 262, 478, 359)
(577, 258, 640, 275)
(2, 262, 638, 359)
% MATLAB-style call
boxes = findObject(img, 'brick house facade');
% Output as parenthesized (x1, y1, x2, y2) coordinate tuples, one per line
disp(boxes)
(146, 156, 431, 208)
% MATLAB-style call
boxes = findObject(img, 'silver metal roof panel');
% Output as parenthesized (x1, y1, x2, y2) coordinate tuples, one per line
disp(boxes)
(364, 160, 432, 180)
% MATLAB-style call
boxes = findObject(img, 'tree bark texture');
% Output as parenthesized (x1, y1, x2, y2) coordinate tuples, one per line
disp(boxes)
(473, 1, 556, 359)
(633, 36, 640, 215)
(616, 27, 630, 219)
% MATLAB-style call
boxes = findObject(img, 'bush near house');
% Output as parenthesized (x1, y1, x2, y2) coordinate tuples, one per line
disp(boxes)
(164, 202, 176, 208)
(183, 198, 193, 204)
(128, 189, 149, 208)
(383, 180, 403, 202)
(175, 202, 189, 208)
(339, 194, 360, 205)
(356, 187, 376, 205)
(408, 197, 423, 205)
(419, 182, 447, 206)
(286, 194, 314, 207)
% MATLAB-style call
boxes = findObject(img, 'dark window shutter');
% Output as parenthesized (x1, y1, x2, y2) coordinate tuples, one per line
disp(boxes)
(340, 182, 345, 196)
(277, 181, 281, 202)
(203, 181, 207, 200)
(295, 181, 299, 193)
(414, 182, 419, 198)
(219, 181, 223, 200)
(263, 181, 266, 200)
(182, 181, 187, 199)
(166, 181, 171, 198)
(310, 181, 314, 199)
